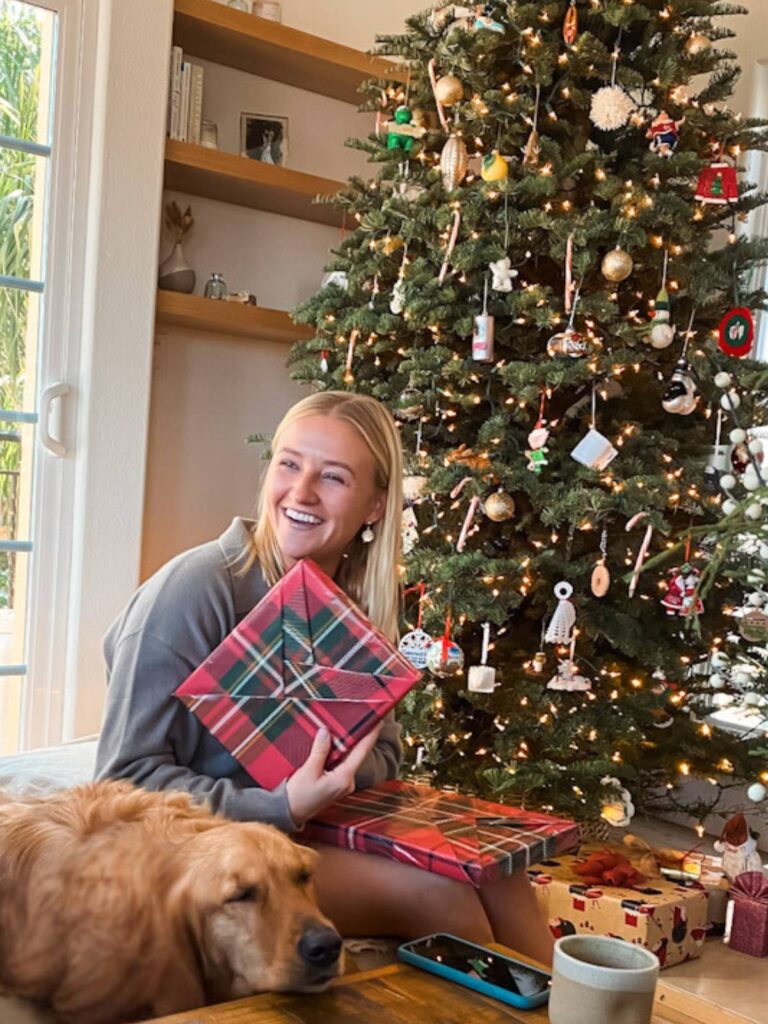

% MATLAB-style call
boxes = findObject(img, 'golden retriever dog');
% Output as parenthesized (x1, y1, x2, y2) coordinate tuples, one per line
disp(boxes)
(0, 781, 343, 1023)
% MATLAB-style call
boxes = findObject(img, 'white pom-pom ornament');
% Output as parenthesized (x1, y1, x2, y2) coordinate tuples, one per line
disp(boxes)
(730, 429, 747, 445)
(714, 372, 733, 389)
(721, 390, 741, 410)
(746, 503, 764, 521)
(712, 692, 733, 708)
(711, 651, 730, 669)
(748, 783, 767, 803)
(720, 474, 737, 492)
(748, 439, 764, 455)
(744, 692, 763, 707)
(747, 592, 766, 607)
(722, 499, 739, 515)
(744, 472, 761, 492)
(708, 674, 725, 689)
(590, 86, 635, 131)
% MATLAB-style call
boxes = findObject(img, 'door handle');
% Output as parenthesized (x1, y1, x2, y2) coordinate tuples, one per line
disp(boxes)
(39, 382, 70, 457)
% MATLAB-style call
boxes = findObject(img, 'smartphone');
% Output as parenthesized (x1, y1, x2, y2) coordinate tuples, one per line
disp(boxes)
(397, 933, 551, 1010)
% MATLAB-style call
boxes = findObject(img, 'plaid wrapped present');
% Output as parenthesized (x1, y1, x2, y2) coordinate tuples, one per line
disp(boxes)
(173, 559, 421, 789)
(302, 781, 579, 886)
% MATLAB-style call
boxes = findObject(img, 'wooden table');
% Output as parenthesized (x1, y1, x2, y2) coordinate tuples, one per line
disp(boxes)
(147, 944, 755, 1024)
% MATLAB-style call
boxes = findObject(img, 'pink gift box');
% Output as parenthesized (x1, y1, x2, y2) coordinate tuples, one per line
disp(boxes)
(729, 872, 768, 958)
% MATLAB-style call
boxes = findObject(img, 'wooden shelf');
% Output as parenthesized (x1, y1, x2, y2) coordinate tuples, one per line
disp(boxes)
(173, 0, 405, 105)
(164, 140, 344, 225)
(155, 289, 314, 343)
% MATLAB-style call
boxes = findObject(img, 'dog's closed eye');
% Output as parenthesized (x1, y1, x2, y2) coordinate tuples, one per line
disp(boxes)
(295, 868, 312, 886)
(227, 885, 260, 904)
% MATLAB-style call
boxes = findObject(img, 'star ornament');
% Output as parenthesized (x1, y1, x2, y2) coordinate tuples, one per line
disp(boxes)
(489, 257, 519, 293)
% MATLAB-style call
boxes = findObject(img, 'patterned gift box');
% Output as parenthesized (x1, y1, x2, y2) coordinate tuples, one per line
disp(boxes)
(528, 845, 710, 969)
(173, 559, 421, 789)
(303, 781, 579, 887)
(728, 872, 768, 957)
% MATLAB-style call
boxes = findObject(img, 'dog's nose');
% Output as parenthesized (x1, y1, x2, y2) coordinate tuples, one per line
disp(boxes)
(297, 926, 343, 968)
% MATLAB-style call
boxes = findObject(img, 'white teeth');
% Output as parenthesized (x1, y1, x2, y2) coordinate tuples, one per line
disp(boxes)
(285, 508, 322, 525)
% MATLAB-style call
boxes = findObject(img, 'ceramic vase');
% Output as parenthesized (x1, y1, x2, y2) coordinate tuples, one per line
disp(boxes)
(158, 242, 196, 294)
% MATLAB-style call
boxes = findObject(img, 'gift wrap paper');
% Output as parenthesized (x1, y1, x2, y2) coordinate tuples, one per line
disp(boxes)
(528, 845, 710, 969)
(728, 872, 768, 958)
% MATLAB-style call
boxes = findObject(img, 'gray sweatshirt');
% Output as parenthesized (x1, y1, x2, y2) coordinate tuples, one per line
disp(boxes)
(95, 517, 403, 833)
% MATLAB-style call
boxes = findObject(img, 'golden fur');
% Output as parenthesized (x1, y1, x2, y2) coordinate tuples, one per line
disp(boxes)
(0, 781, 342, 1023)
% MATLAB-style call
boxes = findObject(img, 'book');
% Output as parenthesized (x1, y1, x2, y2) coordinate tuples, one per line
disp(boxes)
(179, 61, 192, 144)
(168, 45, 183, 140)
(189, 64, 204, 146)
(173, 559, 422, 790)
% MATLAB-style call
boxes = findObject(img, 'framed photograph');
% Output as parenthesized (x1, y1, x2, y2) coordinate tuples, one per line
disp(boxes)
(240, 112, 289, 166)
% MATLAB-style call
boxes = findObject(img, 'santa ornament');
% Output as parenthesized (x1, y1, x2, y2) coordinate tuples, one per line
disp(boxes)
(714, 813, 764, 882)
(647, 111, 685, 156)
(661, 563, 704, 617)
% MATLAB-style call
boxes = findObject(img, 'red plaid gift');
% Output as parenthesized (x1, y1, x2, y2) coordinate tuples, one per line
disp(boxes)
(728, 872, 768, 957)
(173, 560, 421, 789)
(303, 781, 579, 886)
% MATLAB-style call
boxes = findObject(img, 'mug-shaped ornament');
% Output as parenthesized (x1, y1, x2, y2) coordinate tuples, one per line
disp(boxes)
(719, 307, 754, 358)
(547, 327, 588, 358)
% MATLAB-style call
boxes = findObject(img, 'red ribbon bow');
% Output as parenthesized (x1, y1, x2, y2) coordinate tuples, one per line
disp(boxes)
(731, 872, 768, 905)
(573, 850, 647, 888)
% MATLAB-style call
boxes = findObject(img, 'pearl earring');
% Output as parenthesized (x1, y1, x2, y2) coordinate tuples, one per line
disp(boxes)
(361, 523, 375, 544)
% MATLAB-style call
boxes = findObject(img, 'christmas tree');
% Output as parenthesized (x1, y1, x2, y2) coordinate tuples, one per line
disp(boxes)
(290, 0, 768, 829)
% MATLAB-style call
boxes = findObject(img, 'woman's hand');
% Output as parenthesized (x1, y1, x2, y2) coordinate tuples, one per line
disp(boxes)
(286, 724, 383, 828)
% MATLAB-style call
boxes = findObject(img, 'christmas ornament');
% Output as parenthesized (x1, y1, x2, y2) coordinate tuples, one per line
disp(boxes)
(319, 349, 329, 373)
(591, 527, 611, 598)
(662, 358, 697, 415)
(379, 235, 405, 255)
(426, 637, 465, 677)
(484, 490, 516, 522)
(402, 505, 419, 555)
(545, 582, 576, 645)
(720, 388, 741, 411)
(661, 563, 704, 617)
(647, 111, 684, 157)
(601, 246, 634, 283)
(528, 427, 549, 450)
(547, 327, 588, 358)
(747, 783, 767, 804)
(695, 160, 739, 205)
(563, 0, 578, 46)
(740, 609, 768, 643)
(438, 208, 462, 285)
(342, 328, 359, 385)
(468, 622, 497, 693)
(403, 475, 428, 501)
(456, 495, 481, 552)
(489, 256, 518, 293)
(526, 447, 549, 473)
(600, 778, 636, 828)
(649, 270, 676, 348)
(626, 512, 654, 599)
(571, 429, 618, 471)
(473, 277, 495, 363)
(530, 651, 547, 674)
(447, 445, 491, 471)
(704, 411, 727, 494)
(434, 73, 464, 107)
(685, 33, 711, 56)
(395, 387, 423, 422)
(481, 151, 509, 182)
(590, 86, 635, 131)
(715, 371, 733, 389)
(320, 270, 348, 291)
(713, 813, 764, 881)
(522, 84, 541, 167)
(547, 658, 591, 692)
(399, 628, 433, 670)
(718, 307, 754, 358)
(440, 134, 469, 191)
(386, 106, 428, 153)
(390, 246, 408, 314)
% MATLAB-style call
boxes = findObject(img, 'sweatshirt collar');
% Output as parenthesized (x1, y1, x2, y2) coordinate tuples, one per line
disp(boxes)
(219, 517, 270, 617)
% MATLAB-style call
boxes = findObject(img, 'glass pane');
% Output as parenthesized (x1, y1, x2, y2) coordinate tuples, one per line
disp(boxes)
(0, 2, 55, 147)
(0, 287, 41, 416)
(0, 673, 25, 755)
(0, 148, 48, 282)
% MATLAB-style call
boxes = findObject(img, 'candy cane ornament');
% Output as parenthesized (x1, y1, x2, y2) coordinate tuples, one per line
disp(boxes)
(626, 512, 654, 598)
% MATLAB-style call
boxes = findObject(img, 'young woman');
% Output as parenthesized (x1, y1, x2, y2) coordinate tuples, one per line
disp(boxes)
(96, 391, 554, 965)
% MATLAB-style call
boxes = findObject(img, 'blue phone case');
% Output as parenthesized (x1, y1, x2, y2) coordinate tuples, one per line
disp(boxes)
(397, 933, 551, 1010)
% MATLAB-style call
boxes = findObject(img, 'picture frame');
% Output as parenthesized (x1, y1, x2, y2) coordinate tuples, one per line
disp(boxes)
(240, 112, 289, 167)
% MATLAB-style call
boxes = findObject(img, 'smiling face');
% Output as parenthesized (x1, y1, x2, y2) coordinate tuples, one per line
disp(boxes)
(264, 414, 387, 578)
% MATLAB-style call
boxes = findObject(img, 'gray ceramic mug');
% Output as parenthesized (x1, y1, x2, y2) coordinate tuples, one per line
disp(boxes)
(549, 935, 660, 1024)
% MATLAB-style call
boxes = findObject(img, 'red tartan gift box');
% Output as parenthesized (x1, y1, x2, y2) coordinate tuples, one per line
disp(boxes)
(727, 872, 768, 958)
(173, 559, 421, 789)
(302, 781, 579, 887)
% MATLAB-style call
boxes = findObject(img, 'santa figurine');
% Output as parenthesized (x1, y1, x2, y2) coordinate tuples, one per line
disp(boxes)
(661, 563, 704, 617)
(714, 813, 765, 882)
(647, 111, 685, 157)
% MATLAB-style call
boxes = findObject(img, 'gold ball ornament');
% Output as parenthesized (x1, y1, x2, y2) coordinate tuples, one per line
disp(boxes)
(380, 235, 405, 255)
(481, 151, 509, 183)
(484, 491, 516, 522)
(601, 247, 634, 283)
(434, 74, 464, 107)
(686, 33, 711, 55)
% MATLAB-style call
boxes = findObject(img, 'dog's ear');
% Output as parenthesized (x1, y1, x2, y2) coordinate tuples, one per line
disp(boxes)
(149, 871, 209, 1018)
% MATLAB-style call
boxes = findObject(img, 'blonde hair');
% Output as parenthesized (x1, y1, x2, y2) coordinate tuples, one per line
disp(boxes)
(249, 392, 403, 641)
